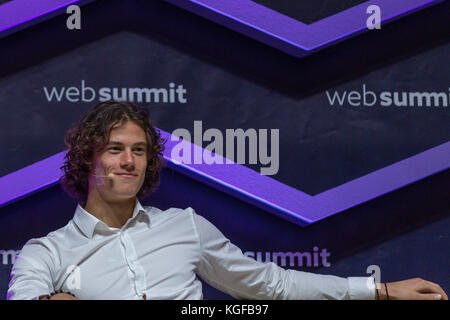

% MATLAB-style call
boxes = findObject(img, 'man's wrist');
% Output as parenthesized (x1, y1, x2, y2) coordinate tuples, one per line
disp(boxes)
(39, 291, 78, 300)
(376, 283, 387, 300)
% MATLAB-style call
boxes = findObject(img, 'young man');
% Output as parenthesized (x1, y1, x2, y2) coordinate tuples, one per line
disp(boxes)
(7, 101, 447, 300)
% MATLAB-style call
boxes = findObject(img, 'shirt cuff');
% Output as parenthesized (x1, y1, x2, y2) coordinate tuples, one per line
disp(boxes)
(347, 277, 376, 300)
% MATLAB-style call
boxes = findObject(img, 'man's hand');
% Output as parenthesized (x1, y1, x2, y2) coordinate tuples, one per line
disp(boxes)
(377, 278, 448, 300)
(39, 293, 79, 300)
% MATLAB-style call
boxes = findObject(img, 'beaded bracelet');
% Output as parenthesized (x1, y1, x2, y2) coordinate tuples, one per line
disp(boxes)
(44, 290, 77, 300)
(384, 283, 389, 300)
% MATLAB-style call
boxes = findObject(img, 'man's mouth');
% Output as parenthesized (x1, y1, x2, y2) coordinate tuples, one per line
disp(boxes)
(115, 173, 138, 178)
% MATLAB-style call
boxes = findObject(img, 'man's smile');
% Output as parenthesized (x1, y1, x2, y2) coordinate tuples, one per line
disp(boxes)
(115, 172, 138, 178)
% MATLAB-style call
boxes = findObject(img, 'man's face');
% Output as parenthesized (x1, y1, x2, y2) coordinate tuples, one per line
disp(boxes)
(88, 120, 148, 202)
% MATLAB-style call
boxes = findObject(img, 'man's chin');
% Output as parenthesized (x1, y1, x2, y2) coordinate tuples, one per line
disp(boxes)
(107, 191, 139, 203)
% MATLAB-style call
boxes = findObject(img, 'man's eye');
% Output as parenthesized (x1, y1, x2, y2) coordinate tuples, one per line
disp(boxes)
(108, 147, 145, 153)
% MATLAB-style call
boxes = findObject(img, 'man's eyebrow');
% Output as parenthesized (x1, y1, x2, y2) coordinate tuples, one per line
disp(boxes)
(108, 141, 147, 146)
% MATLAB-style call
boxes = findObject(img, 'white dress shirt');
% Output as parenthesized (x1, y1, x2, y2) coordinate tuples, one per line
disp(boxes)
(7, 201, 375, 300)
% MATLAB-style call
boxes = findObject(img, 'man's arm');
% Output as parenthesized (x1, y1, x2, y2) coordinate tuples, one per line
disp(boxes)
(191, 209, 448, 300)
(376, 279, 448, 300)
(7, 238, 56, 300)
(191, 209, 374, 300)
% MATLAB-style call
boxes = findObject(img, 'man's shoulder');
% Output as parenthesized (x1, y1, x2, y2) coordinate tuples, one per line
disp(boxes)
(144, 205, 195, 214)
(143, 205, 197, 225)
(21, 221, 74, 251)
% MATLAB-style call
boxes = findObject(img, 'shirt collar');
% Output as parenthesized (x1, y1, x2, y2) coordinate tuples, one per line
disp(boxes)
(73, 200, 150, 239)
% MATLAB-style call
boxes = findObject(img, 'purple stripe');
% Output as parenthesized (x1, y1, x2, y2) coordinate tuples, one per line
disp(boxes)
(0, 152, 66, 207)
(1, 128, 448, 227)
(313, 142, 450, 222)
(0, 0, 95, 39)
(167, 0, 442, 57)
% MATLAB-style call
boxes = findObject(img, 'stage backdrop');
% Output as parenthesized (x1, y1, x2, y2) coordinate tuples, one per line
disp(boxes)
(0, 0, 448, 299)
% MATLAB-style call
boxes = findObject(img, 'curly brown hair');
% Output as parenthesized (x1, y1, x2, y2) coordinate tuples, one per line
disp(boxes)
(59, 100, 166, 205)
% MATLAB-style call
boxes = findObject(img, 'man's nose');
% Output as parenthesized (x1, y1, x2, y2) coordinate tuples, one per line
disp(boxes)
(121, 149, 135, 167)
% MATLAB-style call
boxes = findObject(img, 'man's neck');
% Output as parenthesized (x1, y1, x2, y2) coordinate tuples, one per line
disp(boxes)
(84, 193, 137, 229)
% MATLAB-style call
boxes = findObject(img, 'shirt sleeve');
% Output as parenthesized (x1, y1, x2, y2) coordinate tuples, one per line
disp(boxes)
(7, 238, 56, 300)
(191, 210, 375, 300)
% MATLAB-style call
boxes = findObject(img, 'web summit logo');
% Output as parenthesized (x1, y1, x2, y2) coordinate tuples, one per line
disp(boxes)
(244, 247, 331, 268)
(0, 250, 20, 265)
(326, 84, 449, 108)
(43, 80, 187, 104)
